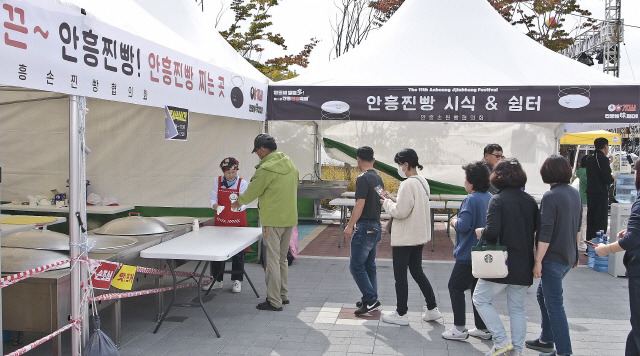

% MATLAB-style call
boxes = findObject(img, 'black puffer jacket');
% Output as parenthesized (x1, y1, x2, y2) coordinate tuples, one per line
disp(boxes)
(481, 187, 539, 286)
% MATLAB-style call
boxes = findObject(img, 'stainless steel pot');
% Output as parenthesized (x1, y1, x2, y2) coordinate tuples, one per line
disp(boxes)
(2, 229, 138, 251)
(93, 213, 173, 235)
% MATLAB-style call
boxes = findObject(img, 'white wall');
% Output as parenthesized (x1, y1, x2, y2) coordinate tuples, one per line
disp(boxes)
(0, 96, 263, 206)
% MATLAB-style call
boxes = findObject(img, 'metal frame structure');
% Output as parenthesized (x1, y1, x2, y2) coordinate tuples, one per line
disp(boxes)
(560, 0, 623, 77)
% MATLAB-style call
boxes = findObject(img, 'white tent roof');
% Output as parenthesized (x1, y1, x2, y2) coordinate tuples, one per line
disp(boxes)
(61, 0, 267, 83)
(283, 0, 635, 86)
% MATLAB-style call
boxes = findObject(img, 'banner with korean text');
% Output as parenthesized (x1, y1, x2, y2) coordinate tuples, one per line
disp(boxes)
(268, 86, 640, 123)
(0, 0, 267, 121)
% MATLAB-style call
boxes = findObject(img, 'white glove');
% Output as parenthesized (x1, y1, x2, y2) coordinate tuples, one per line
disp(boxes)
(216, 205, 225, 215)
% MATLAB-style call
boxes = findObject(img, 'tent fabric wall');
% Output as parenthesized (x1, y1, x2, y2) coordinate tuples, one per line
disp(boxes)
(0, 96, 263, 207)
(273, 121, 560, 196)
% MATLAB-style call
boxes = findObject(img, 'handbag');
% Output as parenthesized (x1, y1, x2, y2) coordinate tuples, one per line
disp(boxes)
(471, 234, 508, 279)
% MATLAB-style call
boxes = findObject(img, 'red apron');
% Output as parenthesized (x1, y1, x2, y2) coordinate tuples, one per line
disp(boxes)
(214, 176, 248, 227)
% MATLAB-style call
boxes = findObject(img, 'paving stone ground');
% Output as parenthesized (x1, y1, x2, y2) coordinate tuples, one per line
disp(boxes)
(7, 252, 629, 355)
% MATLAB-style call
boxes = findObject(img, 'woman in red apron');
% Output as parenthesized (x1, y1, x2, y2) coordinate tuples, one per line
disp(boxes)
(204, 157, 249, 293)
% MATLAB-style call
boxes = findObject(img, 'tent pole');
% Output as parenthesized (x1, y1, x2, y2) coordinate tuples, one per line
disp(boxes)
(69, 95, 89, 354)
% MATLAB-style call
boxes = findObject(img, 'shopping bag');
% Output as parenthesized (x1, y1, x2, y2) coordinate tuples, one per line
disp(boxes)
(471, 238, 508, 279)
(84, 315, 120, 356)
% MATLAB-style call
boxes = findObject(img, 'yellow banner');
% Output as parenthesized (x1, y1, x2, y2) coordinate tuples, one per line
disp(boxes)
(110, 265, 136, 290)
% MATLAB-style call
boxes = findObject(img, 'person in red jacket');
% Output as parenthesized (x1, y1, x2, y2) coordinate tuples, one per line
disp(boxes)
(203, 157, 249, 293)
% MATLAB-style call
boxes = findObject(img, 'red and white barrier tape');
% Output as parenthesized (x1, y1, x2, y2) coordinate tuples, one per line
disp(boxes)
(90, 281, 199, 302)
(4, 319, 79, 356)
(134, 265, 212, 279)
(0, 259, 71, 289)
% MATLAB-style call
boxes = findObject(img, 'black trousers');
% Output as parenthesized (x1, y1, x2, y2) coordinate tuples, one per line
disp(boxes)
(627, 277, 640, 356)
(210, 251, 245, 281)
(448, 262, 487, 329)
(392, 245, 437, 315)
(586, 193, 609, 240)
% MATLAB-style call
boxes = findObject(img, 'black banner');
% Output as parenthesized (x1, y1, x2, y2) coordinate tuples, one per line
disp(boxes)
(268, 85, 640, 123)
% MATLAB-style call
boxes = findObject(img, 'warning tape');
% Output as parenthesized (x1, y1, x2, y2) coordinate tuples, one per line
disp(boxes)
(5, 319, 79, 356)
(90, 281, 199, 301)
(0, 259, 71, 289)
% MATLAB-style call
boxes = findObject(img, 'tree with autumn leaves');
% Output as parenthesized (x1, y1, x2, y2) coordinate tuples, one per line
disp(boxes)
(217, 0, 318, 81)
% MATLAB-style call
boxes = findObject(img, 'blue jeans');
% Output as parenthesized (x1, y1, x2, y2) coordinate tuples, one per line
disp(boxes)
(537, 259, 573, 355)
(627, 277, 640, 356)
(473, 279, 528, 353)
(349, 220, 381, 303)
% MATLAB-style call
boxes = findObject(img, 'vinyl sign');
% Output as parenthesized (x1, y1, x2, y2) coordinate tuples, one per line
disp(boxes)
(268, 86, 640, 123)
(0, 0, 267, 121)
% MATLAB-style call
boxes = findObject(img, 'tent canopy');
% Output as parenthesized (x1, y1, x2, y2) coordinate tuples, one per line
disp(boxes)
(560, 130, 621, 146)
(282, 0, 635, 86)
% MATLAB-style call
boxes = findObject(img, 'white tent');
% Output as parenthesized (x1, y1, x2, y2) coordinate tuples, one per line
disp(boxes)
(1, 0, 269, 207)
(269, 0, 640, 196)
(0, 1, 267, 352)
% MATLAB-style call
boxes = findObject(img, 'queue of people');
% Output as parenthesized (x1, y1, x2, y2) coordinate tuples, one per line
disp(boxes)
(211, 134, 637, 356)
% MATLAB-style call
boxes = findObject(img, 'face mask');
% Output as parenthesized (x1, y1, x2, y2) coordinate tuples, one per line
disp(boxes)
(397, 165, 407, 178)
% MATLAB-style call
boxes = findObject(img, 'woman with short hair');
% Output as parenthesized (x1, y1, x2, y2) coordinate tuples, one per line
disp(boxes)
(472, 158, 538, 356)
(525, 155, 582, 356)
(442, 161, 493, 341)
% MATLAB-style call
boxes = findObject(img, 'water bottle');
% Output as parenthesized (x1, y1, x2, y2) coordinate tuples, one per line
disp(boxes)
(594, 233, 610, 272)
(587, 231, 601, 269)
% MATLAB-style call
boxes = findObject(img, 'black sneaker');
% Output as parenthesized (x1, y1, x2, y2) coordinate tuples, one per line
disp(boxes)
(356, 301, 363, 308)
(265, 297, 290, 305)
(256, 301, 282, 311)
(524, 338, 554, 353)
(354, 300, 381, 315)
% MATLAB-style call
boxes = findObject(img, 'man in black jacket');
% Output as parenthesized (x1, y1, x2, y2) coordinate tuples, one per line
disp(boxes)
(586, 137, 614, 241)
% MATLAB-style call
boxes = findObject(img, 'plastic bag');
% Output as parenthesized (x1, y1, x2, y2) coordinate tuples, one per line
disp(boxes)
(83, 315, 120, 356)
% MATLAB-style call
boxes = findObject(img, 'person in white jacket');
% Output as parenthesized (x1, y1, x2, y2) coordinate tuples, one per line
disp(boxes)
(380, 148, 442, 326)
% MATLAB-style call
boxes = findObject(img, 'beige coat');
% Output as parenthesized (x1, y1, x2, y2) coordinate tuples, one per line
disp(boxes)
(382, 175, 431, 246)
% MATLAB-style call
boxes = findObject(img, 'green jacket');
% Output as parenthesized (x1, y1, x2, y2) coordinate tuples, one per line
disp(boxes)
(238, 151, 299, 227)
(576, 167, 587, 204)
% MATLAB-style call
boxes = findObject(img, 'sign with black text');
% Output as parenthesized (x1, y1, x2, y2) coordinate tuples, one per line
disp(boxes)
(268, 85, 640, 123)
(165, 106, 188, 141)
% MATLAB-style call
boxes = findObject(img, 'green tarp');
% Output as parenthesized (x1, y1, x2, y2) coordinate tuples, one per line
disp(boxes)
(323, 137, 467, 195)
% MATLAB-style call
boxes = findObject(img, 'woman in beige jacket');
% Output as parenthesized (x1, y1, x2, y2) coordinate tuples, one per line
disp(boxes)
(380, 148, 442, 326)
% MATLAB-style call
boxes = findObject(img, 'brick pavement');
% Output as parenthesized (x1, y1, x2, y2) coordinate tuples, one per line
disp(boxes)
(8, 248, 626, 355)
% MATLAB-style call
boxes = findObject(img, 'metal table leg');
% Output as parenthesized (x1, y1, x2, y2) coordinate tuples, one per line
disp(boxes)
(153, 260, 220, 337)
(430, 209, 435, 252)
(338, 206, 347, 248)
(114, 299, 121, 348)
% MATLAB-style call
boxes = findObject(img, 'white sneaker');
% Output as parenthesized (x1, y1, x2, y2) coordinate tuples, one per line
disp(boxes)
(578, 243, 587, 252)
(210, 280, 223, 290)
(468, 328, 493, 340)
(422, 306, 442, 322)
(485, 341, 514, 356)
(381, 311, 409, 325)
(231, 280, 241, 293)
(441, 326, 468, 340)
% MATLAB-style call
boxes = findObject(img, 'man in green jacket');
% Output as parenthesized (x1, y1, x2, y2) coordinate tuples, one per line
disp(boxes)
(232, 133, 299, 311)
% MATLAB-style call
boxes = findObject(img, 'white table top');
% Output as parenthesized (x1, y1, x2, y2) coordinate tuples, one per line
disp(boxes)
(430, 201, 446, 209)
(341, 191, 356, 198)
(0, 203, 135, 215)
(329, 198, 356, 207)
(446, 201, 463, 209)
(140, 226, 262, 261)
(0, 214, 67, 236)
(438, 194, 468, 201)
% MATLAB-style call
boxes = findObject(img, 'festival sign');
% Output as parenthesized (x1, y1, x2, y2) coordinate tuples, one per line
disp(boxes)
(0, 0, 267, 121)
(91, 261, 119, 290)
(268, 86, 640, 123)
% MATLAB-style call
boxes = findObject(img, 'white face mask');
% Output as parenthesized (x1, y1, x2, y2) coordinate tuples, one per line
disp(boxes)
(397, 165, 407, 178)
